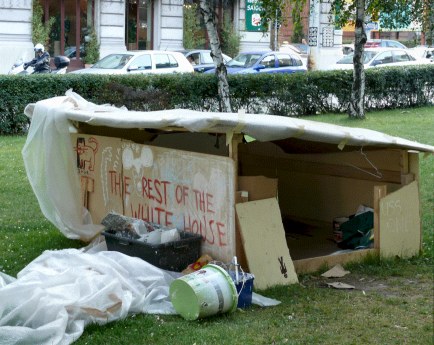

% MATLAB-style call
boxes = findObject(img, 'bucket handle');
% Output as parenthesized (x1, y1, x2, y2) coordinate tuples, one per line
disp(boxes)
(210, 260, 248, 298)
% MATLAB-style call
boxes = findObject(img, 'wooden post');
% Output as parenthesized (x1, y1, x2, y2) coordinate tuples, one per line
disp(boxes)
(373, 185, 387, 250)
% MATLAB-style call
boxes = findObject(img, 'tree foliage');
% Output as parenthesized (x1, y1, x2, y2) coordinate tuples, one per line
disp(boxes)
(32, 1, 55, 47)
(183, 2, 206, 49)
(83, 29, 100, 65)
(260, 0, 430, 119)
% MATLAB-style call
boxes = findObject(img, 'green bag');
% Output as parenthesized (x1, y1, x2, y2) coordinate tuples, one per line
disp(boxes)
(338, 211, 374, 249)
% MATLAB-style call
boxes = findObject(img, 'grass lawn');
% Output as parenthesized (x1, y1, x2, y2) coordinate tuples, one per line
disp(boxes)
(0, 106, 433, 345)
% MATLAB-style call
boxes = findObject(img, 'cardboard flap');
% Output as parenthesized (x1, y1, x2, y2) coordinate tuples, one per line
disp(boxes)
(379, 181, 421, 258)
(236, 198, 298, 290)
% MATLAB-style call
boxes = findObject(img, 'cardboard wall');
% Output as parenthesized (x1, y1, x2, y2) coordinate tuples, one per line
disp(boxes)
(72, 133, 237, 262)
(239, 141, 406, 222)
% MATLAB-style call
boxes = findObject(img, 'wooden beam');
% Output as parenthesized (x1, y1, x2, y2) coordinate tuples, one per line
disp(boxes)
(240, 153, 402, 183)
(373, 185, 387, 250)
(293, 249, 377, 274)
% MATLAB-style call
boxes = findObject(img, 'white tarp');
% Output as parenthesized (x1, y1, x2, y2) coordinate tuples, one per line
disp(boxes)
(0, 246, 280, 345)
(0, 248, 177, 345)
(22, 91, 434, 242)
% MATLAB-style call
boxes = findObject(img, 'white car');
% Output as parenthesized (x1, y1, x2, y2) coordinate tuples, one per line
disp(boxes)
(70, 50, 194, 75)
(332, 48, 429, 70)
(409, 46, 434, 62)
(279, 42, 308, 67)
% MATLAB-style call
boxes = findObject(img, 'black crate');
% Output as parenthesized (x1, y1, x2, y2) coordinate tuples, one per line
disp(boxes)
(102, 230, 202, 272)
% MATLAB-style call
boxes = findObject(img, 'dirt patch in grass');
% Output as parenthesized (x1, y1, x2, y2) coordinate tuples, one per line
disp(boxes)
(302, 271, 432, 299)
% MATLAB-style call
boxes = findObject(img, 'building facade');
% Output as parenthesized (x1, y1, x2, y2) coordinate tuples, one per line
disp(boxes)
(0, 0, 274, 74)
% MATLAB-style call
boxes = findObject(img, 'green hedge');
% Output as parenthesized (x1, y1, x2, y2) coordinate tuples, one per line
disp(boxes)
(1, 65, 433, 135)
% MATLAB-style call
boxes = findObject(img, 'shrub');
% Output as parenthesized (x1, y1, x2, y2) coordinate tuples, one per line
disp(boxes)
(83, 29, 100, 65)
(1, 65, 433, 135)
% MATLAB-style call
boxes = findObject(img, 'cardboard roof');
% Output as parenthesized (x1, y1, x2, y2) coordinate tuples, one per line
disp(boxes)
(24, 92, 434, 154)
(22, 92, 434, 242)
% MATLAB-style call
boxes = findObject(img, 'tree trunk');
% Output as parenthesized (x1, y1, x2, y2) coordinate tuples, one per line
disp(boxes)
(199, 0, 232, 113)
(349, 0, 367, 119)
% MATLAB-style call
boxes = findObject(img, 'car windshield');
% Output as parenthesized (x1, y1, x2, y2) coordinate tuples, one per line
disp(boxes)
(227, 53, 263, 68)
(92, 54, 134, 69)
(337, 51, 377, 64)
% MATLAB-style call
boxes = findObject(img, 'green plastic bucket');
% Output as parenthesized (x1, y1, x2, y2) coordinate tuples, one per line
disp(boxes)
(170, 263, 238, 320)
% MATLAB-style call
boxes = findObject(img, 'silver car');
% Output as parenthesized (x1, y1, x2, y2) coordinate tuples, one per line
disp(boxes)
(70, 50, 194, 74)
(332, 48, 428, 70)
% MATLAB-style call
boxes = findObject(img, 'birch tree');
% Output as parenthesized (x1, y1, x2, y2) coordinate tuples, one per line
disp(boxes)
(199, 0, 232, 113)
(349, 0, 367, 118)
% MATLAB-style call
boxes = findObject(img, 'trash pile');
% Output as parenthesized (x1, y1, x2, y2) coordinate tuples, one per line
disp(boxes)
(101, 212, 180, 244)
(99, 213, 263, 320)
(101, 212, 202, 272)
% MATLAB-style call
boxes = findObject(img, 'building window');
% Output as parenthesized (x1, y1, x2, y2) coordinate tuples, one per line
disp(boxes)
(41, 0, 94, 68)
(126, 0, 153, 50)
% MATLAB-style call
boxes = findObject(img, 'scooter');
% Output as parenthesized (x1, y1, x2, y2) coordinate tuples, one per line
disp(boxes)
(8, 58, 33, 75)
(8, 55, 70, 75)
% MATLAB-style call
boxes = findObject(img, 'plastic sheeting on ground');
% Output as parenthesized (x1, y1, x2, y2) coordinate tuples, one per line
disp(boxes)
(0, 248, 176, 345)
(0, 245, 280, 345)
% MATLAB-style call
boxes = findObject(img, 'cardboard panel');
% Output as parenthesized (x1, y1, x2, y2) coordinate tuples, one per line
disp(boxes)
(72, 134, 124, 223)
(379, 181, 421, 258)
(238, 176, 278, 201)
(239, 141, 404, 172)
(236, 198, 298, 290)
(277, 172, 396, 222)
(121, 142, 236, 262)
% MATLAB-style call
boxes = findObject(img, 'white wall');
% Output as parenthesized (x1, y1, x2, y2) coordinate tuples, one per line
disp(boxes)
(155, 0, 184, 50)
(0, 0, 34, 74)
(98, 0, 126, 58)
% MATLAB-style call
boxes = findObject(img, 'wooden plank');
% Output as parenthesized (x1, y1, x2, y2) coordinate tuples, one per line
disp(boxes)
(408, 152, 420, 182)
(373, 185, 387, 250)
(400, 173, 415, 185)
(400, 151, 409, 174)
(236, 198, 298, 290)
(235, 191, 249, 272)
(379, 181, 421, 258)
(230, 134, 243, 192)
(80, 176, 88, 209)
(293, 249, 377, 274)
(408, 152, 421, 249)
(239, 142, 403, 172)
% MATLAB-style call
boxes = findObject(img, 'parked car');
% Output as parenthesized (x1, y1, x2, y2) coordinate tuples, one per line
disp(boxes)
(206, 51, 307, 74)
(409, 46, 434, 62)
(178, 49, 231, 73)
(331, 48, 427, 70)
(279, 42, 308, 66)
(64, 45, 86, 59)
(291, 43, 309, 55)
(69, 50, 194, 74)
(364, 39, 407, 49)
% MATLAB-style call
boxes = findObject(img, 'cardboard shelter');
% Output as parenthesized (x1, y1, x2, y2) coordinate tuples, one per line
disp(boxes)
(23, 92, 434, 288)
